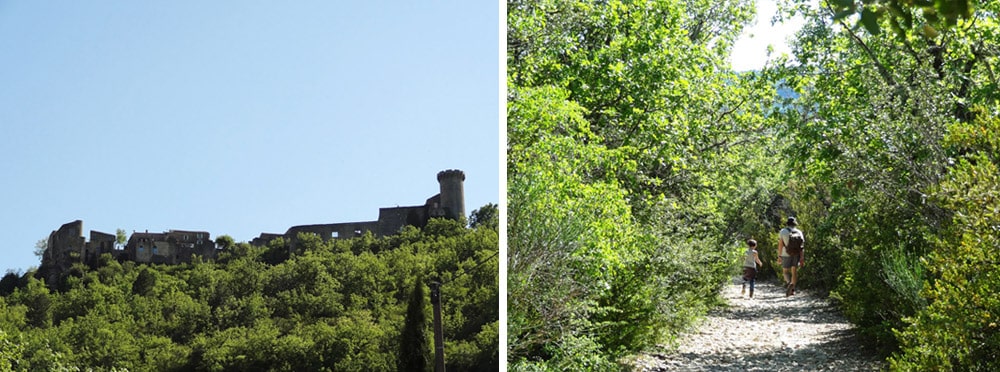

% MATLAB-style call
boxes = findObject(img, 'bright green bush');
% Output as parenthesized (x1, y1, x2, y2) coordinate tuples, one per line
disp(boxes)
(507, 85, 657, 368)
(0, 329, 25, 371)
(890, 111, 1000, 370)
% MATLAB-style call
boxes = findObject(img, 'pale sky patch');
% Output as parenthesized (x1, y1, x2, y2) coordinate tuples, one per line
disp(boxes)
(730, 0, 810, 71)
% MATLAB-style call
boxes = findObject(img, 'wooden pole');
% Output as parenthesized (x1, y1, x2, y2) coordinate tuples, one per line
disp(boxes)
(430, 281, 446, 372)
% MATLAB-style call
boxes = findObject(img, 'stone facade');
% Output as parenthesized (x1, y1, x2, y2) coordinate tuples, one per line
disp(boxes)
(125, 229, 214, 265)
(86, 231, 116, 266)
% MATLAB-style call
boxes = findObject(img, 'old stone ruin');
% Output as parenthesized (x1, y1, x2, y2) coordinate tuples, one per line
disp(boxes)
(251, 169, 466, 246)
(38, 169, 466, 285)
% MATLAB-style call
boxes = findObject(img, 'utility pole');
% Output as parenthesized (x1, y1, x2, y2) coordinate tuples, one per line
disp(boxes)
(430, 280, 446, 372)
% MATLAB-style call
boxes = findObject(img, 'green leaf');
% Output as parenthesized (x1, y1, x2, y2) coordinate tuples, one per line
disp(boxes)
(833, 9, 855, 21)
(861, 7, 881, 35)
(830, 0, 855, 9)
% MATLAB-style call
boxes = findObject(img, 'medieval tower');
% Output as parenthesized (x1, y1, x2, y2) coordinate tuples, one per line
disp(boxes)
(437, 169, 466, 221)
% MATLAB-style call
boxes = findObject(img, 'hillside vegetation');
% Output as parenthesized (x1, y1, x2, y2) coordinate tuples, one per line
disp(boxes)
(507, 0, 999, 370)
(0, 208, 498, 371)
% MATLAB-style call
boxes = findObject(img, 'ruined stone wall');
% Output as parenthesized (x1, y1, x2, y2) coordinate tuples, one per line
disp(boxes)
(89, 231, 115, 253)
(278, 221, 378, 252)
(40, 220, 87, 285)
(376, 205, 428, 236)
(425, 194, 446, 219)
(285, 221, 379, 244)
(249, 169, 466, 246)
(84, 231, 115, 267)
(47, 220, 85, 259)
(251, 233, 284, 246)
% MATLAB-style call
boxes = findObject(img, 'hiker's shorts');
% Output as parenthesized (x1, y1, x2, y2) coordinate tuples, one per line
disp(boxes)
(742, 267, 757, 281)
(781, 255, 800, 269)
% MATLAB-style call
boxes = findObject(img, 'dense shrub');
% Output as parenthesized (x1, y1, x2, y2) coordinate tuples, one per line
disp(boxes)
(889, 112, 1000, 370)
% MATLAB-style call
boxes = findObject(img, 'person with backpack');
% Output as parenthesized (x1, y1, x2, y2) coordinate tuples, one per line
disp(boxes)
(742, 239, 764, 298)
(778, 217, 805, 296)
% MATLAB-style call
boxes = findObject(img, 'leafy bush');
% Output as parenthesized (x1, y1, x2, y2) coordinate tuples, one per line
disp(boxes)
(507, 84, 654, 366)
(890, 112, 1000, 370)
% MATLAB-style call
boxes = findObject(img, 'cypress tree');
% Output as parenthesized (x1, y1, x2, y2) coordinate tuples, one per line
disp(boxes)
(398, 279, 429, 372)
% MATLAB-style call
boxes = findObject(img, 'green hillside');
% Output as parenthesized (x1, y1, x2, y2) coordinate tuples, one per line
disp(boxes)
(0, 207, 498, 371)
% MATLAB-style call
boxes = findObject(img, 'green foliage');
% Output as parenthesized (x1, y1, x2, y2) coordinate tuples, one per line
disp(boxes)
(771, 0, 1000, 357)
(507, 84, 643, 368)
(0, 329, 25, 371)
(399, 280, 430, 372)
(264, 235, 293, 264)
(509, 0, 791, 359)
(510, 0, 999, 369)
(33, 239, 47, 260)
(468, 203, 498, 230)
(508, 0, 782, 368)
(115, 228, 127, 249)
(423, 218, 466, 239)
(214, 234, 235, 251)
(0, 271, 19, 297)
(889, 110, 1000, 370)
(825, 0, 977, 36)
(12, 277, 52, 329)
(0, 210, 497, 371)
(132, 266, 157, 296)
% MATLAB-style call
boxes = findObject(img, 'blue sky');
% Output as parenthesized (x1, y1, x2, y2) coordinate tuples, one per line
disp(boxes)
(0, 2, 501, 273)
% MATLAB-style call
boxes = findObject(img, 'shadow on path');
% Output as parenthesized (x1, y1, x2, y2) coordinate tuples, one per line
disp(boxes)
(632, 280, 885, 371)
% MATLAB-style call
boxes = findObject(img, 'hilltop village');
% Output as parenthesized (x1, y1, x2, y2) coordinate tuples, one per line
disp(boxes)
(38, 170, 466, 285)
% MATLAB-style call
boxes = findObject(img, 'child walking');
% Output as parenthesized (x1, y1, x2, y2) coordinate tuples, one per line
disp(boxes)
(742, 239, 763, 298)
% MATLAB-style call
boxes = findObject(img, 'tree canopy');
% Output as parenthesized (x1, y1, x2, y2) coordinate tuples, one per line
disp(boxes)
(508, 0, 1000, 369)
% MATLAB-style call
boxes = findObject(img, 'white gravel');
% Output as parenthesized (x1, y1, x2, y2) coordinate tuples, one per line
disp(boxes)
(631, 279, 886, 371)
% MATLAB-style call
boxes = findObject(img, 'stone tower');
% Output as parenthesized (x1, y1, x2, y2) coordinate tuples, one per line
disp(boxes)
(436, 169, 466, 221)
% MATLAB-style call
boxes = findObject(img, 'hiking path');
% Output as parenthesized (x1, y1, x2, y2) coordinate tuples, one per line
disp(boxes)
(632, 279, 886, 371)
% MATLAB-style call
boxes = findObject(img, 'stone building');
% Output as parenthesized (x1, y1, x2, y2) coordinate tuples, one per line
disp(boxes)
(39, 221, 217, 285)
(125, 229, 215, 265)
(251, 169, 466, 246)
(39, 220, 121, 285)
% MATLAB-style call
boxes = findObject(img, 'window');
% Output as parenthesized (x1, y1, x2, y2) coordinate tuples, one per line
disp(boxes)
(331, 232, 339, 238)
(152, 247, 158, 255)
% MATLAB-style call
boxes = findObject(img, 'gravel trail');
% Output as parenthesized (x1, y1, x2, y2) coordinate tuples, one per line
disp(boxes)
(632, 279, 885, 371)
